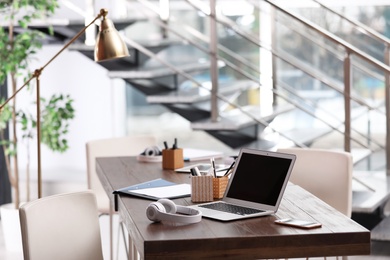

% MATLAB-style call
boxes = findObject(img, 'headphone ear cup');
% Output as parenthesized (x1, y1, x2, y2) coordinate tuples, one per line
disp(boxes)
(144, 146, 161, 156)
(157, 199, 177, 214)
(153, 146, 162, 156)
(146, 202, 166, 222)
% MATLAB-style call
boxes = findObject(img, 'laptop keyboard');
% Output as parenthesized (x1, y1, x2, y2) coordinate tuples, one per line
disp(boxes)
(199, 202, 264, 216)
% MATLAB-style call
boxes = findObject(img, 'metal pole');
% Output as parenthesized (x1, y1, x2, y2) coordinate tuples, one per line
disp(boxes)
(210, 0, 219, 122)
(344, 52, 352, 152)
(36, 75, 42, 198)
(271, 6, 277, 105)
(0, 78, 12, 205)
(385, 45, 390, 175)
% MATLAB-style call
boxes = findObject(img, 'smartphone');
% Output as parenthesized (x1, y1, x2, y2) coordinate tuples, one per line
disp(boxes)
(274, 218, 322, 229)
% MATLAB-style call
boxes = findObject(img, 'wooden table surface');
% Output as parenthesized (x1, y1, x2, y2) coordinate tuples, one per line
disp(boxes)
(96, 156, 370, 260)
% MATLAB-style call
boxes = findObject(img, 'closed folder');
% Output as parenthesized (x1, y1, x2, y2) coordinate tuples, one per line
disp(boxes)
(113, 178, 191, 210)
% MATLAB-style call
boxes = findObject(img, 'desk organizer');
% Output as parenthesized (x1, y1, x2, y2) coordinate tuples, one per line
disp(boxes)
(162, 148, 184, 170)
(191, 175, 213, 202)
(213, 176, 228, 199)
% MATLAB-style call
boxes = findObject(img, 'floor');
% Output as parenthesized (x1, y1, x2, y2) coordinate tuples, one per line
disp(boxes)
(1, 113, 390, 259)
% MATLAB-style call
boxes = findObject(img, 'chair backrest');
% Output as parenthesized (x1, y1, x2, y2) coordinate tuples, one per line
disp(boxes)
(86, 135, 157, 213)
(19, 191, 104, 260)
(277, 147, 353, 217)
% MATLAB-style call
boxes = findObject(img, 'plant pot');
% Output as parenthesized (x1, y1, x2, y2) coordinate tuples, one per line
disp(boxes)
(0, 203, 22, 252)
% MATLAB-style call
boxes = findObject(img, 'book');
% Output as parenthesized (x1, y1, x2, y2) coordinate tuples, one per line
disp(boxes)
(113, 178, 191, 201)
(183, 148, 224, 162)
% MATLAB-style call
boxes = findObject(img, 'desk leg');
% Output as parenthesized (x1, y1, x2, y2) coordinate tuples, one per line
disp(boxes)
(110, 202, 114, 260)
(133, 244, 139, 260)
(128, 235, 132, 260)
(128, 234, 139, 260)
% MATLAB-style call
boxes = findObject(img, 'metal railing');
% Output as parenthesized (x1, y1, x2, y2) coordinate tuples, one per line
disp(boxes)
(126, 0, 309, 147)
(132, 0, 374, 150)
(179, 0, 388, 154)
(311, 0, 390, 65)
(107, 0, 390, 173)
(250, 0, 390, 174)
(127, 0, 390, 170)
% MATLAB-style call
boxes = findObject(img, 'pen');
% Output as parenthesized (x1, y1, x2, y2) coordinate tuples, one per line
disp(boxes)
(163, 141, 168, 150)
(190, 168, 197, 176)
(223, 160, 235, 177)
(224, 169, 234, 178)
(190, 167, 201, 176)
(210, 158, 217, 178)
(172, 138, 177, 149)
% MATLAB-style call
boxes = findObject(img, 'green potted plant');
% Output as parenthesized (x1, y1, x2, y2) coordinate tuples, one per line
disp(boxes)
(0, 0, 75, 251)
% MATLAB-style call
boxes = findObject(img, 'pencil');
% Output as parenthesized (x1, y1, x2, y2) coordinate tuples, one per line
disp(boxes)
(223, 160, 235, 177)
(210, 158, 217, 178)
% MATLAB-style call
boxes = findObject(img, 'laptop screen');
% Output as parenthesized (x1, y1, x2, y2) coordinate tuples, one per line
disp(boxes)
(226, 151, 294, 206)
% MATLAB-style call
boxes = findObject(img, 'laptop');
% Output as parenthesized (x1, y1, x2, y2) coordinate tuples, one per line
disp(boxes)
(188, 148, 296, 221)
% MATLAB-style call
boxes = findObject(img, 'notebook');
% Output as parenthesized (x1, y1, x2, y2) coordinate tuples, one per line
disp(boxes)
(188, 148, 296, 221)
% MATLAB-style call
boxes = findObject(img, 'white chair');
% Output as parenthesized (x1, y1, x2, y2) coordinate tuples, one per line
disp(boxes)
(86, 135, 157, 259)
(19, 190, 103, 260)
(277, 147, 353, 217)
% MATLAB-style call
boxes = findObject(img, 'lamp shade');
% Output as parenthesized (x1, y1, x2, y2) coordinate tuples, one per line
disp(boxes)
(94, 17, 129, 62)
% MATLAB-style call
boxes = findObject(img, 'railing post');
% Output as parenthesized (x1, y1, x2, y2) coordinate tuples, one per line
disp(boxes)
(0, 78, 12, 205)
(159, 0, 170, 21)
(160, 0, 170, 38)
(385, 45, 390, 176)
(210, 0, 219, 122)
(344, 51, 352, 152)
(271, 5, 277, 106)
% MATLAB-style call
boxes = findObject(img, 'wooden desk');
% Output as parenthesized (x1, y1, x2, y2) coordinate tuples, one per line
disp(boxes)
(96, 157, 370, 260)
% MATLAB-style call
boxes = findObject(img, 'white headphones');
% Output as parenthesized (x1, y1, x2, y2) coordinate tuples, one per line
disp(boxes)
(144, 146, 161, 156)
(146, 199, 202, 224)
(137, 146, 162, 163)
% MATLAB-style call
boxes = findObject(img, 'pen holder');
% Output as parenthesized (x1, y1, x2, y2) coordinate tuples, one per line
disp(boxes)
(213, 176, 229, 199)
(162, 148, 184, 170)
(191, 175, 213, 202)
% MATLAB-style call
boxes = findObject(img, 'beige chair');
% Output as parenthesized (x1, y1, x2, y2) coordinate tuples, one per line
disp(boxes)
(277, 147, 353, 217)
(86, 135, 157, 259)
(19, 191, 103, 260)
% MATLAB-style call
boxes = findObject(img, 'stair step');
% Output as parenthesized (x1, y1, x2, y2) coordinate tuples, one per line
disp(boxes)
(207, 130, 275, 150)
(165, 104, 211, 122)
(3, 17, 145, 45)
(352, 171, 390, 214)
(70, 38, 182, 52)
(350, 148, 372, 164)
(372, 215, 390, 241)
(239, 138, 280, 150)
(7, 17, 143, 39)
(108, 61, 221, 79)
(242, 127, 334, 151)
(280, 127, 333, 147)
(53, 18, 144, 31)
(136, 38, 185, 49)
(72, 38, 186, 70)
(191, 104, 293, 131)
(147, 80, 258, 104)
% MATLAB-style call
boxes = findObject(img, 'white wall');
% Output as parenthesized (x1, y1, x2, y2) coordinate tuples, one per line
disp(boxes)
(10, 45, 127, 179)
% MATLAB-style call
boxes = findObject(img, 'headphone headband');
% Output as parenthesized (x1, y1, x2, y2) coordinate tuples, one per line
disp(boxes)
(146, 199, 202, 224)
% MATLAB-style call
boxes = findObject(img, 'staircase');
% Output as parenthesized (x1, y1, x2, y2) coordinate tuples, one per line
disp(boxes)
(19, 0, 388, 165)
(5, 0, 390, 224)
